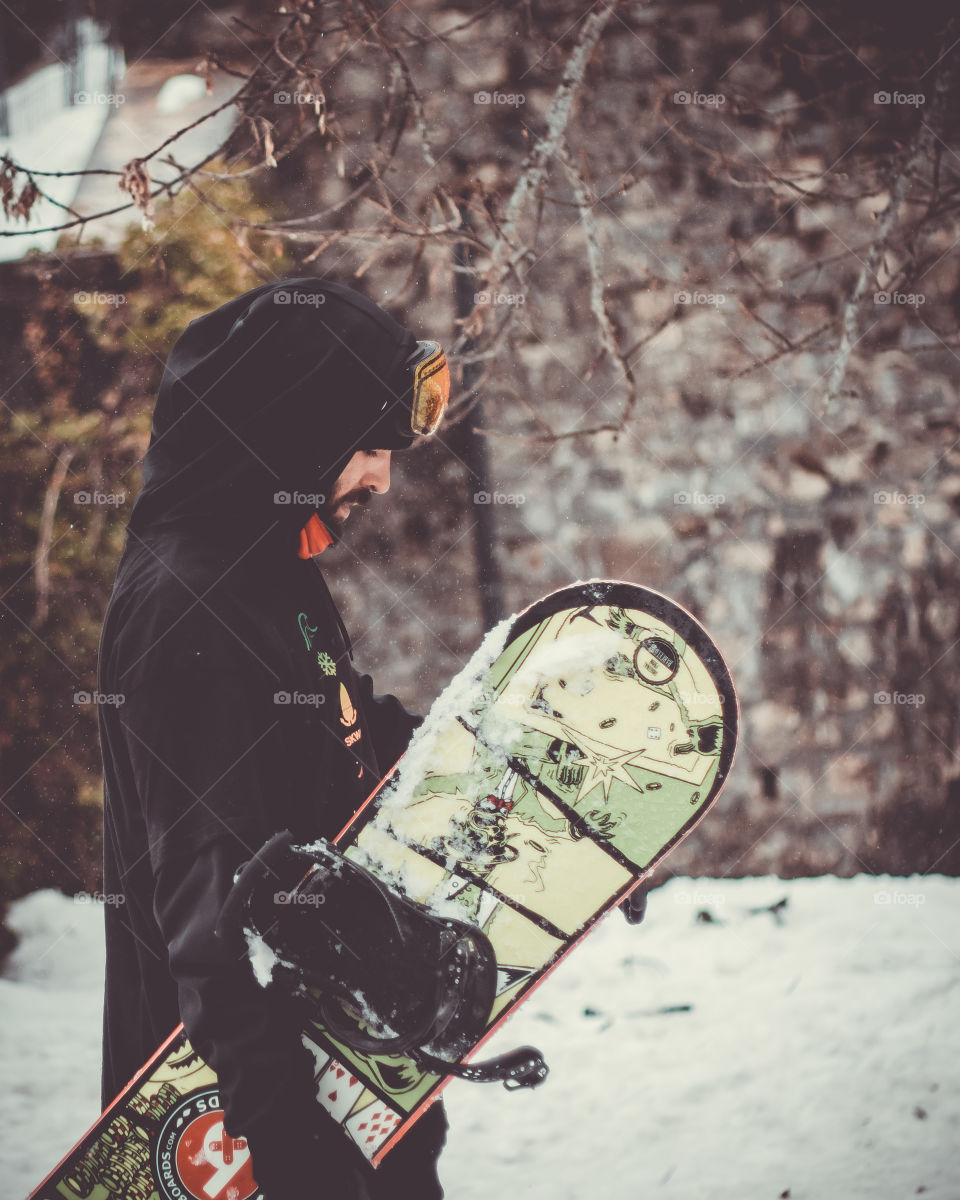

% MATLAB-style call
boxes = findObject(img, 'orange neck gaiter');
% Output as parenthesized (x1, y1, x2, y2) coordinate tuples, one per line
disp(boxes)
(297, 513, 333, 558)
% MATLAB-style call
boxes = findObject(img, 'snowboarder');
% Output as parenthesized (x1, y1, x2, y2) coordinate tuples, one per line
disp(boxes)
(96, 278, 451, 1199)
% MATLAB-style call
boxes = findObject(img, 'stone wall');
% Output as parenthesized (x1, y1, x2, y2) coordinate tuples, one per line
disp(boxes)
(315, 2, 960, 878)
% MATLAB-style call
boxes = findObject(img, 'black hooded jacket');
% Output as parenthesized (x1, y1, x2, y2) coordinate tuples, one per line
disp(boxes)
(97, 279, 446, 1198)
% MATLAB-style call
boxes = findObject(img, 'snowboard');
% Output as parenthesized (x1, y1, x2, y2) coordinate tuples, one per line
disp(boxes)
(29, 580, 738, 1200)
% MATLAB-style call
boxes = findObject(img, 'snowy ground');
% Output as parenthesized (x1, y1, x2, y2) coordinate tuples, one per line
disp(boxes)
(1, 875, 956, 1200)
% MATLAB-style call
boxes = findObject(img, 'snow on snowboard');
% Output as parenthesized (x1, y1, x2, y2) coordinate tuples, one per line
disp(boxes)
(29, 580, 738, 1200)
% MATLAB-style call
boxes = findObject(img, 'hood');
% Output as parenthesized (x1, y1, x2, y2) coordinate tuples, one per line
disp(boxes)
(127, 277, 421, 550)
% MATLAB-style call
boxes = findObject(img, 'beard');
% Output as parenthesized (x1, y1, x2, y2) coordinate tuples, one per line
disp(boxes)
(319, 487, 372, 536)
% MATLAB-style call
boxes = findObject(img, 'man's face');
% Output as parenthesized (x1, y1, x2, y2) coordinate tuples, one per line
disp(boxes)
(323, 449, 391, 534)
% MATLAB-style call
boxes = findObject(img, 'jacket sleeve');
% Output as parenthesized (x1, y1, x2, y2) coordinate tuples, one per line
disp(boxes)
(353, 671, 424, 776)
(154, 842, 359, 1196)
(119, 618, 362, 1196)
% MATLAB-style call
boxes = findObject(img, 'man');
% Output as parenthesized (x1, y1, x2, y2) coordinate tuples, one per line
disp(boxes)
(97, 277, 451, 1198)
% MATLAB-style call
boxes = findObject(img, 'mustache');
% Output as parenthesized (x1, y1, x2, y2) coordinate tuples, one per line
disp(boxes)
(339, 488, 373, 509)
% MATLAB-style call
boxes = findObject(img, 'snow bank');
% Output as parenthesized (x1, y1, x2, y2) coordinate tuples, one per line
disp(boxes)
(2, 875, 957, 1200)
(0, 890, 106, 1194)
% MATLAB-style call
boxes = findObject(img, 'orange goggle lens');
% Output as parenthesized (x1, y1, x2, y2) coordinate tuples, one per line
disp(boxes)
(409, 340, 450, 435)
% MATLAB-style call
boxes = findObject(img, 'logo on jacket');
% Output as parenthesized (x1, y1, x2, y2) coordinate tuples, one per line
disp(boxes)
(297, 612, 318, 651)
(154, 1088, 262, 1200)
(339, 683, 357, 727)
(340, 683, 362, 751)
(337, 682, 364, 776)
(297, 612, 338, 676)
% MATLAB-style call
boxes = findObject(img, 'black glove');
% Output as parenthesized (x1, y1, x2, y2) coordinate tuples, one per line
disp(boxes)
(243, 1107, 363, 1200)
(620, 887, 648, 925)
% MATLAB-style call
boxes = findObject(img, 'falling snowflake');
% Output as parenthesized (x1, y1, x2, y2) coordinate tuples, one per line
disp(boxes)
(317, 651, 337, 676)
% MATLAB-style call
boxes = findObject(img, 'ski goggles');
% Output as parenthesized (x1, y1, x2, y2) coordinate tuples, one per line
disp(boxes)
(406, 339, 450, 437)
(363, 339, 450, 449)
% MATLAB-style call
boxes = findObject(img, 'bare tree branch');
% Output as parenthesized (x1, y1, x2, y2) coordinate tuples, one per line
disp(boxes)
(456, 2, 620, 351)
(34, 448, 76, 627)
(559, 143, 639, 429)
(823, 18, 959, 414)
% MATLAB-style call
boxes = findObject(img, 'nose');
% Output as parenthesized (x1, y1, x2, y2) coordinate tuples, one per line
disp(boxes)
(367, 451, 391, 495)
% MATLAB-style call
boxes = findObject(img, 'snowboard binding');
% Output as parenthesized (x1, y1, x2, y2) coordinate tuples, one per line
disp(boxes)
(218, 831, 548, 1090)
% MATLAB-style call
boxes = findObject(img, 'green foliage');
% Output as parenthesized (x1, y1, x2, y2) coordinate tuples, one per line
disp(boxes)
(112, 170, 291, 359)
(0, 168, 290, 916)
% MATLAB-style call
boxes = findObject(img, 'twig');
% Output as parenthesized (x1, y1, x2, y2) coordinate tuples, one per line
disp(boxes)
(731, 320, 834, 379)
(181, 180, 278, 282)
(34, 447, 77, 626)
(559, 143, 638, 430)
(823, 18, 959, 414)
(736, 297, 795, 350)
(356, 0, 438, 172)
(457, 2, 619, 352)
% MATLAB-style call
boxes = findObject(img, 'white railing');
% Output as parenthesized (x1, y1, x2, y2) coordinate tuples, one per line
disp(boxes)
(0, 18, 125, 139)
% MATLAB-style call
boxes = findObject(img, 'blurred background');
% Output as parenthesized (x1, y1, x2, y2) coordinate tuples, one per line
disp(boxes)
(1, 0, 959, 959)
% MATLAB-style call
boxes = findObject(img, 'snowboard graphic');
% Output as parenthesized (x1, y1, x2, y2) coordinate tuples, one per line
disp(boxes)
(29, 580, 737, 1199)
